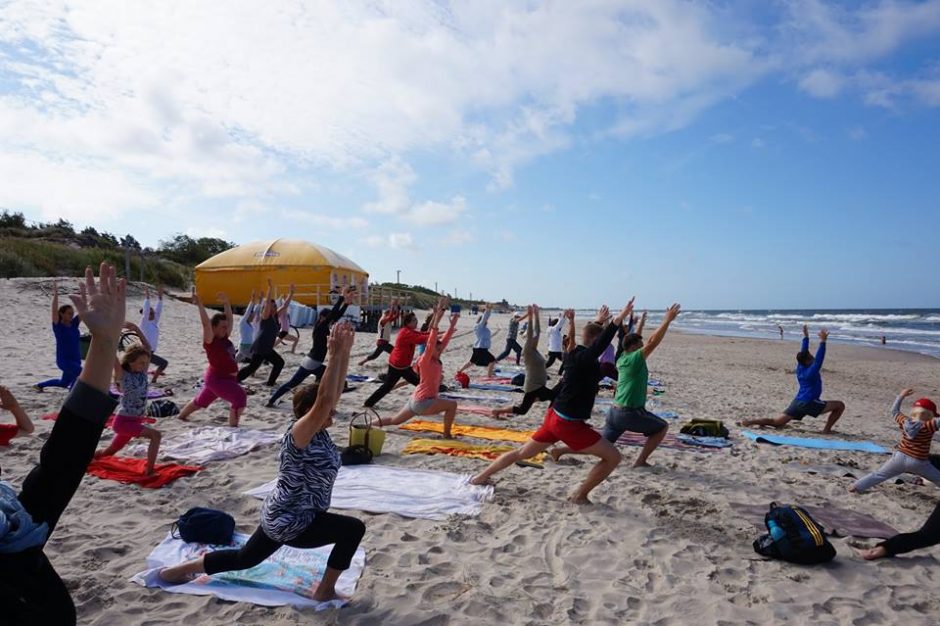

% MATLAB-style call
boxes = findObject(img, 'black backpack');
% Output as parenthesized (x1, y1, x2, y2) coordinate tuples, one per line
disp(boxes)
(171, 507, 236, 546)
(753, 502, 836, 564)
(341, 444, 374, 466)
(511, 373, 525, 386)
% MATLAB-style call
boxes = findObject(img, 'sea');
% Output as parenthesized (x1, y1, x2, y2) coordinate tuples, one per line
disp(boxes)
(553, 309, 940, 360)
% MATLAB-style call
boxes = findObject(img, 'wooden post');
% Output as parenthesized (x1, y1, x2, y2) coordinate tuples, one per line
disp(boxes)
(124, 247, 131, 280)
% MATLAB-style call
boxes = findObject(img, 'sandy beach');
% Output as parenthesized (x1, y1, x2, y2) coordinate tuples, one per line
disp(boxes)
(3, 277, 939, 625)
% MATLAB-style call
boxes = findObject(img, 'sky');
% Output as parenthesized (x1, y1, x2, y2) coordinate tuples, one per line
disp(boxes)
(1, 0, 939, 310)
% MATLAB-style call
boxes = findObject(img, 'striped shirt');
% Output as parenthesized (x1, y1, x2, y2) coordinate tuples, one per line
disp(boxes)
(892, 395, 939, 460)
(261, 428, 340, 542)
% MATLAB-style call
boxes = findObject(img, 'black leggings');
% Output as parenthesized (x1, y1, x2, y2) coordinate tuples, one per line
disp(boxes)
(880, 502, 940, 557)
(237, 350, 285, 386)
(545, 351, 563, 369)
(204, 512, 365, 574)
(495, 339, 522, 364)
(363, 365, 420, 408)
(149, 353, 169, 371)
(512, 386, 557, 415)
(361, 342, 393, 363)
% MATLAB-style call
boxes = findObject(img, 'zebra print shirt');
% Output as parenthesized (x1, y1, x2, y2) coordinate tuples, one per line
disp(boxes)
(260, 428, 340, 543)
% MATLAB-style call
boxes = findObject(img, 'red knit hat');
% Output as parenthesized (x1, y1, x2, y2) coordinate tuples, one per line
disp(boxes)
(913, 398, 938, 416)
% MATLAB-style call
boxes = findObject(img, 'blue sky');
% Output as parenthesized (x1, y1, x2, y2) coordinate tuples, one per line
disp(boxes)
(1, 1, 939, 309)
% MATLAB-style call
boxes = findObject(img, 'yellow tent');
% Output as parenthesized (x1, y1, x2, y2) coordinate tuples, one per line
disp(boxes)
(194, 239, 369, 307)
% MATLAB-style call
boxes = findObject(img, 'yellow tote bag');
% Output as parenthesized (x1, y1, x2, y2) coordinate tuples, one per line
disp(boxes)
(348, 409, 386, 457)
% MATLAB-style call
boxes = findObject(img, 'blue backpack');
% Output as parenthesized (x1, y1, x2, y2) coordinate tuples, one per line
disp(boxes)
(753, 502, 836, 564)
(171, 507, 235, 546)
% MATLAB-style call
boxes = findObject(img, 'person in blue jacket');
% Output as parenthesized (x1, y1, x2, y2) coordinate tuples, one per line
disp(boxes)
(741, 325, 845, 433)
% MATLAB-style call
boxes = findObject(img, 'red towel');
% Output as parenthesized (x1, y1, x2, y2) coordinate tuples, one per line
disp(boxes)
(0, 424, 19, 446)
(86, 456, 202, 488)
(42, 413, 156, 428)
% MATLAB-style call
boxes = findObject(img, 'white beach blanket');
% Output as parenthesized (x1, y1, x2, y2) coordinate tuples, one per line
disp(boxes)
(131, 532, 364, 609)
(245, 465, 493, 521)
(127, 426, 280, 464)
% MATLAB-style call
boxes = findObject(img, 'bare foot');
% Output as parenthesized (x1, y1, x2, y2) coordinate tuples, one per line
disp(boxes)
(442, 432, 454, 439)
(857, 546, 887, 561)
(549, 448, 563, 463)
(633, 460, 652, 468)
(158, 567, 195, 585)
(312, 586, 349, 602)
(567, 495, 592, 505)
(469, 476, 492, 486)
(145, 467, 157, 476)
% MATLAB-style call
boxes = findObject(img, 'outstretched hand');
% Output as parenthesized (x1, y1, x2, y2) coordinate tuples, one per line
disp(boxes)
(449, 312, 459, 327)
(819, 328, 829, 342)
(616, 297, 635, 322)
(802, 324, 809, 338)
(664, 303, 681, 322)
(595, 305, 610, 324)
(900, 388, 914, 398)
(327, 321, 356, 357)
(191, 286, 200, 305)
(70, 263, 126, 343)
(0, 386, 19, 412)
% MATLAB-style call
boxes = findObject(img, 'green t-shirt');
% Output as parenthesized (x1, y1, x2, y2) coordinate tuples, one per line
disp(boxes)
(614, 350, 648, 408)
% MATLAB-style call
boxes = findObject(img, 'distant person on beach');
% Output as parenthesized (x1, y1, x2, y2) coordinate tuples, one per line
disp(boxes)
(34, 280, 83, 391)
(237, 280, 290, 387)
(1, 263, 126, 624)
(359, 298, 400, 366)
(495, 309, 532, 365)
(545, 315, 567, 371)
(363, 305, 431, 408)
(458, 303, 497, 378)
(858, 500, 940, 561)
(492, 305, 560, 418)
(140, 287, 168, 383)
(377, 299, 459, 437)
(236, 289, 259, 362)
(177, 290, 246, 427)
(159, 324, 365, 604)
(740, 325, 845, 433)
(778, 325, 784, 340)
(0, 385, 35, 447)
(94, 345, 162, 476)
(881, 335, 887, 345)
(554, 304, 680, 468)
(470, 300, 635, 504)
(267, 287, 352, 407)
(850, 390, 940, 492)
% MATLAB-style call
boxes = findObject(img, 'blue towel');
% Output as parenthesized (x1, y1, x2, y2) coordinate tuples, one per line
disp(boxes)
(676, 434, 733, 448)
(656, 411, 679, 419)
(346, 374, 373, 382)
(741, 431, 888, 454)
(440, 392, 512, 404)
(468, 383, 520, 392)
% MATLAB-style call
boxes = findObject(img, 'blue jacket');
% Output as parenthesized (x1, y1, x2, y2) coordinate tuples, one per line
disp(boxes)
(794, 337, 826, 402)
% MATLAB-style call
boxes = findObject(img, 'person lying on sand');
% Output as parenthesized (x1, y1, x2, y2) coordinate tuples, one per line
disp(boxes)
(159, 324, 365, 604)
(740, 325, 845, 433)
(470, 300, 634, 504)
(377, 299, 459, 438)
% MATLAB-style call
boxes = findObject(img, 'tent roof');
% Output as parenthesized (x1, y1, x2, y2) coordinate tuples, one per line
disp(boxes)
(195, 239, 367, 274)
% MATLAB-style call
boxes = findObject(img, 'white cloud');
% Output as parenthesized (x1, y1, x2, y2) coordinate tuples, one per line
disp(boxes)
(406, 196, 466, 226)
(281, 208, 369, 229)
(362, 158, 416, 215)
(362, 232, 415, 250)
(443, 228, 475, 245)
(799, 68, 844, 98)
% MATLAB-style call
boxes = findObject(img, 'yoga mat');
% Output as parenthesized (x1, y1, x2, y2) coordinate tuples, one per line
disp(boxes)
(440, 392, 513, 404)
(346, 374, 378, 383)
(730, 502, 898, 540)
(131, 531, 365, 609)
(125, 426, 279, 464)
(741, 431, 889, 454)
(614, 431, 724, 452)
(479, 376, 515, 383)
(245, 465, 493, 520)
(86, 457, 202, 488)
(401, 420, 534, 443)
(43, 413, 157, 429)
(469, 383, 520, 392)
(403, 438, 545, 467)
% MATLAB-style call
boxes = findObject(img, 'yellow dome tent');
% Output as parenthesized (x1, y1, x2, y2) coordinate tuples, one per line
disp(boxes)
(194, 239, 369, 307)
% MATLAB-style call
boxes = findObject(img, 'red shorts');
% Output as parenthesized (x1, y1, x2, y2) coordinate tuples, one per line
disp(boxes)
(532, 407, 601, 451)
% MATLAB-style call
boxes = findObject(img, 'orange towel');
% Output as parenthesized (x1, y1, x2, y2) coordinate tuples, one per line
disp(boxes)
(402, 438, 544, 467)
(401, 420, 534, 443)
(86, 456, 202, 488)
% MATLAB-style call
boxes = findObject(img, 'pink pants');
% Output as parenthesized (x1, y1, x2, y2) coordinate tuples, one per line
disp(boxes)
(194, 369, 248, 410)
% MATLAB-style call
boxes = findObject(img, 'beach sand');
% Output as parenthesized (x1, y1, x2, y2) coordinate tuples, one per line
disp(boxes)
(2, 277, 939, 625)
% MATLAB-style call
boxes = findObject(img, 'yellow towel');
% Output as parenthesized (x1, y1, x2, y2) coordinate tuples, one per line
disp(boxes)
(400, 420, 534, 443)
(402, 438, 544, 467)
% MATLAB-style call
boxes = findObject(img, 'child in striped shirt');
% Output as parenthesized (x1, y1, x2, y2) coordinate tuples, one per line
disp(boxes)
(851, 389, 940, 493)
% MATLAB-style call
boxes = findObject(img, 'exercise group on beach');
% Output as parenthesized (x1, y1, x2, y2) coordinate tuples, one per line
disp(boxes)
(3, 264, 939, 621)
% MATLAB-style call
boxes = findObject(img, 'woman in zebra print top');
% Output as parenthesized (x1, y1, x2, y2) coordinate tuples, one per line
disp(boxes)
(159, 323, 365, 603)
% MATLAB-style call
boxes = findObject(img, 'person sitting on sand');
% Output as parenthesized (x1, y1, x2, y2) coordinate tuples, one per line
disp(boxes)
(492, 305, 559, 418)
(740, 325, 845, 433)
(237, 280, 290, 387)
(266, 287, 353, 407)
(1, 263, 125, 624)
(850, 390, 940, 493)
(0, 385, 35, 447)
(495, 309, 532, 365)
(554, 304, 680, 468)
(363, 307, 431, 409)
(376, 299, 459, 437)
(35, 280, 83, 391)
(458, 303, 497, 378)
(358, 298, 400, 366)
(545, 315, 566, 371)
(159, 323, 365, 604)
(470, 300, 634, 504)
(94, 345, 162, 475)
(857, 500, 940, 561)
(140, 287, 168, 383)
(236, 289, 259, 362)
(176, 290, 246, 427)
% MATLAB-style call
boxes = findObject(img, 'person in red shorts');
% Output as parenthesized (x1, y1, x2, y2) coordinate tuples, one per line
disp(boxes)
(470, 298, 634, 504)
(0, 386, 35, 447)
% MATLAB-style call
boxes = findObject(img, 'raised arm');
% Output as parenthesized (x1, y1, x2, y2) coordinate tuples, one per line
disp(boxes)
(635, 311, 647, 337)
(154, 286, 163, 322)
(801, 324, 810, 352)
(479, 304, 492, 326)
(219, 292, 233, 331)
(193, 288, 214, 344)
(892, 388, 913, 419)
(260, 278, 274, 319)
(142, 288, 152, 322)
(123, 321, 152, 352)
(586, 299, 634, 359)
(642, 304, 680, 359)
(812, 329, 828, 369)
(523, 305, 538, 351)
(563, 309, 575, 354)
(50, 280, 59, 324)
(291, 323, 355, 448)
(439, 313, 459, 352)
(277, 284, 296, 315)
(0, 386, 35, 435)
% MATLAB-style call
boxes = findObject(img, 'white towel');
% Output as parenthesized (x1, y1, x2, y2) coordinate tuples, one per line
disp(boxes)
(127, 426, 279, 464)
